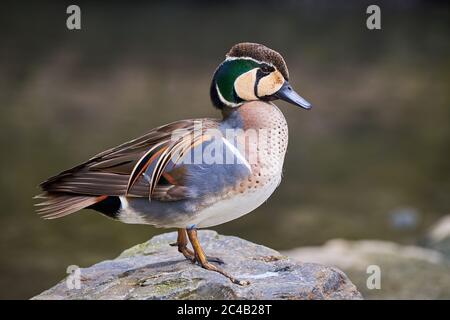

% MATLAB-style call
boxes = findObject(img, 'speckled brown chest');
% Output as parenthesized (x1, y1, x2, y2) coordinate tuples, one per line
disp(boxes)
(234, 101, 288, 192)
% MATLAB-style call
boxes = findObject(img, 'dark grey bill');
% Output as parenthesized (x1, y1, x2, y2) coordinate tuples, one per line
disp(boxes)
(274, 81, 312, 110)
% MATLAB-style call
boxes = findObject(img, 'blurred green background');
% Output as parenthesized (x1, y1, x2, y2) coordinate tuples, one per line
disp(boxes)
(0, 0, 449, 299)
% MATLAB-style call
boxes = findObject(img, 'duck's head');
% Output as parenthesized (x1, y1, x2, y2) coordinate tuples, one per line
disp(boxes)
(210, 42, 312, 110)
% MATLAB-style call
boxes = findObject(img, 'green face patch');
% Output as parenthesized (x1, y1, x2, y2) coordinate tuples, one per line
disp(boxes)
(215, 59, 260, 105)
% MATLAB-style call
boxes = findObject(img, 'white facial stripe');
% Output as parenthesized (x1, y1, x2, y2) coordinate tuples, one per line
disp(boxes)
(234, 68, 258, 101)
(257, 70, 285, 97)
(226, 56, 262, 65)
(225, 56, 277, 70)
(215, 84, 242, 108)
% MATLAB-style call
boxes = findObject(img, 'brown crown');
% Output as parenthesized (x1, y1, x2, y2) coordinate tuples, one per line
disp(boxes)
(226, 42, 289, 80)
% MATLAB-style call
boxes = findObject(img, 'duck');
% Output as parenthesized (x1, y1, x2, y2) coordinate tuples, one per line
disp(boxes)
(35, 42, 312, 285)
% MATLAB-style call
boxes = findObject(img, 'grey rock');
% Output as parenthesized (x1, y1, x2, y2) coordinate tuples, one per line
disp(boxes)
(32, 231, 362, 300)
(284, 239, 450, 299)
(422, 215, 450, 259)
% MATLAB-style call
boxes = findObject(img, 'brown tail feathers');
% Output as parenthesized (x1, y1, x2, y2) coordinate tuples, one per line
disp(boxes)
(34, 193, 107, 219)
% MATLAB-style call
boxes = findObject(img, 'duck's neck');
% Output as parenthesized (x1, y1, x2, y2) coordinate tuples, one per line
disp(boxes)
(220, 101, 287, 132)
(220, 100, 289, 173)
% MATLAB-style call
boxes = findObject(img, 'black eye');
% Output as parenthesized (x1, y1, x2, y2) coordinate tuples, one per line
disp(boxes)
(260, 64, 274, 73)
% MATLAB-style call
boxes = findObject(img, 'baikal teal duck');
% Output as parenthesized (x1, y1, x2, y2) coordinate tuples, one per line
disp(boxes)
(35, 42, 312, 285)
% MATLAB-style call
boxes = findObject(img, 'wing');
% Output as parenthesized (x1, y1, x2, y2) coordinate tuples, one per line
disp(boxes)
(39, 118, 220, 201)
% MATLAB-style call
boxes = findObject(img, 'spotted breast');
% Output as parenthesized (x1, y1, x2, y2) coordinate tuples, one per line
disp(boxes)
(187, 101, 289, 228)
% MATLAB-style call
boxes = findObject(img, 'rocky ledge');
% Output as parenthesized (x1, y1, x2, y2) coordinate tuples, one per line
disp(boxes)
(33, 230, 362, 300)
(284, 239, 450, 299)
(282, 215, 450, 299)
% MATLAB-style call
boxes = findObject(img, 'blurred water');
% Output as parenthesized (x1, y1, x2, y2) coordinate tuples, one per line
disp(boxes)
(0, 1, 449, 298)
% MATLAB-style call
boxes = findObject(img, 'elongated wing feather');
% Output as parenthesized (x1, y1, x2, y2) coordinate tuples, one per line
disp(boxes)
(39, 118, 220, 201)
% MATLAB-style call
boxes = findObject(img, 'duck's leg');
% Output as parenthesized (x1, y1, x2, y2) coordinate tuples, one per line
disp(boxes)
(186, 228, 249, 286)
(171, 228, 225, 264)
(170, 228, 195, 262)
